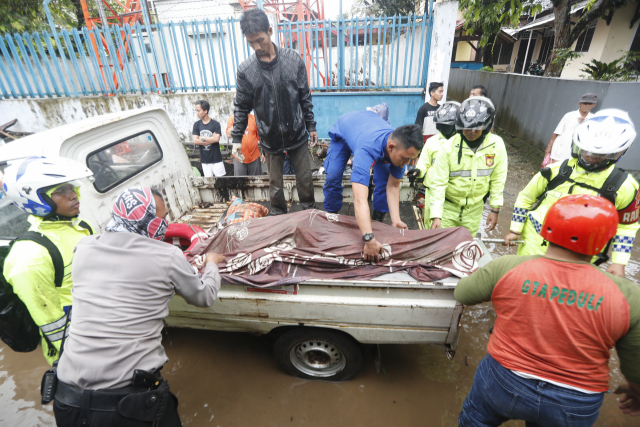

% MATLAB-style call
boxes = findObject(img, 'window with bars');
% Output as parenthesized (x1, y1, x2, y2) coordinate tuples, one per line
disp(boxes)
(538, 35, 555, 64)
(491, 43, 514, 65)
(575, 24, 597, 53)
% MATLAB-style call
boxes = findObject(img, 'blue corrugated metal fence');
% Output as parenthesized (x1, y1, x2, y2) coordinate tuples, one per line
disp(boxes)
(0, 10, 433, 99)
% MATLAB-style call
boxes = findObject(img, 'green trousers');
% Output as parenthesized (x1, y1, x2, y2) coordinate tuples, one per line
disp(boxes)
(439, 199, 486, 235)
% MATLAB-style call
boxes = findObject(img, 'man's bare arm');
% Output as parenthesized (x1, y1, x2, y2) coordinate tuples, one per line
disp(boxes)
(386, 176, 407, 229)
(353, 183, 373, 234)
(353, 183, 383, 262)
(545, 133, 558, 156)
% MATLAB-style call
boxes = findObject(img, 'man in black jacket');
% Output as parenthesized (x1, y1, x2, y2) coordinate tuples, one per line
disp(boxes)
(233, 8, 317, 215)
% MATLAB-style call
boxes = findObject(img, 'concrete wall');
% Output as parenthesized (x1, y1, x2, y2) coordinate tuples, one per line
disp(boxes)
(428, 1, 458, 104)
(448, 68, 640, 171)
(455, 42, 473, 62)
(561, 2, 640, 79)
(0, 91, 237, 145)
(0, 89, 422, 143)
(312, 92, 424, 138)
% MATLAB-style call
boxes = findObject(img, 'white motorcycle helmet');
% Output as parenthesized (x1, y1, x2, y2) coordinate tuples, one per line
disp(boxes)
(572, 109, 636, 172)
(3, 156, 94, 217)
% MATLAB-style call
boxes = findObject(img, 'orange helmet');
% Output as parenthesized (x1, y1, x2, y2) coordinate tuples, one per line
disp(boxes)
(540, 195, 618, 256)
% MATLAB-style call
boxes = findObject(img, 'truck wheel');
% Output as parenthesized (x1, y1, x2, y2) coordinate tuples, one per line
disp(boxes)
(273, 327, 364, 382)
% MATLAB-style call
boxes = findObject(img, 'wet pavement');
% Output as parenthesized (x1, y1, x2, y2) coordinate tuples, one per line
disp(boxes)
(1, 131, 639, 427)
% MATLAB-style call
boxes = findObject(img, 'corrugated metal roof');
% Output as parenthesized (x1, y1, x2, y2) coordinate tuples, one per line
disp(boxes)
(511, 0, 588, 33)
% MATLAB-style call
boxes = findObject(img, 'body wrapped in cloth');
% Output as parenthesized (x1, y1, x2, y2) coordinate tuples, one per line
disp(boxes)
(188, 210, 482, 287)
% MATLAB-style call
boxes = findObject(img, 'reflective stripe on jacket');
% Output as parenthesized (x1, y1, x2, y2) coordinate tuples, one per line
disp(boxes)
(510, 157, 640, 265)
(415, 132, 448, 187)
(4, 215, 94, 365)
(429, 133, 508, 219)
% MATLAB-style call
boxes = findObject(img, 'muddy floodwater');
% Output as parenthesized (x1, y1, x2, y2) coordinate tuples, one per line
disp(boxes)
(1, 132, 638, 427)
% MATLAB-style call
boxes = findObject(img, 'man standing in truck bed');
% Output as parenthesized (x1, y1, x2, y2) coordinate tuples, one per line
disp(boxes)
(232, 8, 317, 215)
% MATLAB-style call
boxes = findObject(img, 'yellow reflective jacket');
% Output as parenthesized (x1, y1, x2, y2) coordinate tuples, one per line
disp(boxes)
(429, 133, 509, 219)
(415, 132, 448, 187)
(4, 215, 93, 365)
(510, 158, 640, 265)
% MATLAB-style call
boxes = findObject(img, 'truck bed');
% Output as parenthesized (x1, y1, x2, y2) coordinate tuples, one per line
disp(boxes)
(177, 201, 426, 232)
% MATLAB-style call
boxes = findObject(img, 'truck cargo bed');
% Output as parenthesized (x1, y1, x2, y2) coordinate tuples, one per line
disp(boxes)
(178, 201, 425, 231)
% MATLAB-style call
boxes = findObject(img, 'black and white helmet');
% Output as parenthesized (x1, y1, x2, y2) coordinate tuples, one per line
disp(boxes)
(455, 96, 495, 135)
(434, 101, 461, 138)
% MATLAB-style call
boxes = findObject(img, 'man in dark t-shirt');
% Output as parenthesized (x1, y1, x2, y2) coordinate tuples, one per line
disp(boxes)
(192, 100, 225, 177)
(415, 82, 444, 142)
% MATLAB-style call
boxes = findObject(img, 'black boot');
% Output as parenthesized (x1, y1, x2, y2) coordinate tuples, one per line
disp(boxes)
(371, 210, 386, 223)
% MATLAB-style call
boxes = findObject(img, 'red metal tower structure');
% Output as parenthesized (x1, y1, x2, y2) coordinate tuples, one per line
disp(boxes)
(237, 0, 328, 86)
(80, 0, 146, 91)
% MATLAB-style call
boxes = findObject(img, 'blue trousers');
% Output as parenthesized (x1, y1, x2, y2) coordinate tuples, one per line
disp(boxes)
(323, 138, 390, 213)
(459, 355, 604, 427)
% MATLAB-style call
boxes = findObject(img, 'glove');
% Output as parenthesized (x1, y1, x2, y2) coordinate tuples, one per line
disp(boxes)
(406, 167, 421, 183)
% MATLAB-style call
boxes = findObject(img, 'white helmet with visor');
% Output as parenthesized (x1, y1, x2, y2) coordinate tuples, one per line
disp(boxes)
(3, 156, 94, 217)
(571, 109, 636, 172)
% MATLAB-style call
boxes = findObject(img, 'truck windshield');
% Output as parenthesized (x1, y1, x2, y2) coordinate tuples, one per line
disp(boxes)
(0, 198, 30, 239)
(87, 131, 163, 193)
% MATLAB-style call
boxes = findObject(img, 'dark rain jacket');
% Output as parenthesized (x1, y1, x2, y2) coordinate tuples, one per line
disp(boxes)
(232, 44, 316, 155)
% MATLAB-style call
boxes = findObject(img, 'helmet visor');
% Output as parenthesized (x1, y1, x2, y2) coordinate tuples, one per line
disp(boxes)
(573, 145, 621, 165)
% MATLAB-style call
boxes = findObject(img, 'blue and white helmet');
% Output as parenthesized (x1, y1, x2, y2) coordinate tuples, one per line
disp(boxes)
(572, 109, 636, 171)
(3, 156, 94, 216)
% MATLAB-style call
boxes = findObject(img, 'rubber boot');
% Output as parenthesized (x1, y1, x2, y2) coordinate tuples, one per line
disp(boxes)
(371, 209, 386, 223)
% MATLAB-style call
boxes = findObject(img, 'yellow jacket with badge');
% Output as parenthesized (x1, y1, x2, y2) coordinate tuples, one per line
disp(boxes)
(4, 215, 93, 365)
(429, 133, 509, 219)
(415, 132, 448, 186)
(510, 158, 640, 265)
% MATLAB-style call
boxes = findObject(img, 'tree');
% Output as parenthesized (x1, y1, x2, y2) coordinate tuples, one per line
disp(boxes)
(351, 0, 423, 18)
(0, 0, 86, 34)
(546, 0, 631, 76)
(458, 0, 541, 68)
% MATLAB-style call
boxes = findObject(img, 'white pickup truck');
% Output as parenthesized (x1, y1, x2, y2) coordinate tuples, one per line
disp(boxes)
(0, 107, 490, 382)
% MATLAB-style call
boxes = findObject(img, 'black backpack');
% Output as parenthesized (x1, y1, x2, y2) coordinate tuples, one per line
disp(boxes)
(0, 222, 92, 354)
(532, 159, 628, 211)
(532, 159, 629, 265)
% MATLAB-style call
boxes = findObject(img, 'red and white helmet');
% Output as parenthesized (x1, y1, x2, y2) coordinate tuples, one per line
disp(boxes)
(572, 109, 636, 171)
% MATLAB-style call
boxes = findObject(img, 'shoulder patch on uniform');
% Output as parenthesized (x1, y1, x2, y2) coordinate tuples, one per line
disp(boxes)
(485, 154, 495, 167)
(619, 188, 640, 224)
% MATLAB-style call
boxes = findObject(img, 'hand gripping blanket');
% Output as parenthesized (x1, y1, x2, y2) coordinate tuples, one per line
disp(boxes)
(187, 210, 483, 288)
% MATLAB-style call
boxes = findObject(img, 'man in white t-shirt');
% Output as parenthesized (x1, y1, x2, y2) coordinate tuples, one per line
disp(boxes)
(545, 93, 597, 164)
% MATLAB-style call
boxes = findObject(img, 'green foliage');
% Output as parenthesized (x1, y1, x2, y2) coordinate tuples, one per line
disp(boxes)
(458, 0, 541, 48)
(481, 66, 494, 72)
(351, 0, 422, 18)
(580, 51, 640, 81)
(551, 48, 582, 67)
(0, 0, 81, 34)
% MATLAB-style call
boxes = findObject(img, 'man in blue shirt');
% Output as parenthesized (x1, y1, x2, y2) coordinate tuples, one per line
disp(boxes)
(323, 110, 423, 262)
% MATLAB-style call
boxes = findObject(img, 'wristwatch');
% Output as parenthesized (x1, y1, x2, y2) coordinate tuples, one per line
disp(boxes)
(362, 233, 374, 242)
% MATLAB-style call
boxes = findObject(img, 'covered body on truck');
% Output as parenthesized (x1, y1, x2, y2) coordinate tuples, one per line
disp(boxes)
(0, 107, 490, 381)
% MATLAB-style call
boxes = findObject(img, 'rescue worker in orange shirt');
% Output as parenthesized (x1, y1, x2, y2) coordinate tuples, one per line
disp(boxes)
(226, 112, 263, 176)
(455, 194, 640, 426)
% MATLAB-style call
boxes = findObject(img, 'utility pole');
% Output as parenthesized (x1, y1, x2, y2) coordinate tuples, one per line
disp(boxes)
(338, 0, 344, 88)
(94, 0, 110, 30)
(522, 12, 538, 74)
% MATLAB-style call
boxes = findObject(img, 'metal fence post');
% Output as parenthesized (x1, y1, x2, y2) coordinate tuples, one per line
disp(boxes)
(140, 0, 166, 92)
(421, 0, 435, 91)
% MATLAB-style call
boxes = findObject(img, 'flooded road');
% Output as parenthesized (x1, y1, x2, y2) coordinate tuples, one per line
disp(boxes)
(1, 132, 638, 427)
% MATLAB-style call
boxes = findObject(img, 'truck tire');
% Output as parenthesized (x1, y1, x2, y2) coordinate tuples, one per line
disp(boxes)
(273, 327, 364, 382)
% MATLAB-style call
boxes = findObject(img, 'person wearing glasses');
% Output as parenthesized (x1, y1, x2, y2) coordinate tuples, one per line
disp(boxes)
(2, 156, 95, 365)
